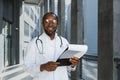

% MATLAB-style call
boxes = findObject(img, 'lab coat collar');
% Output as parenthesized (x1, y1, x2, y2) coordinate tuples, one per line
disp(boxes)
(42, 32, 58, 40)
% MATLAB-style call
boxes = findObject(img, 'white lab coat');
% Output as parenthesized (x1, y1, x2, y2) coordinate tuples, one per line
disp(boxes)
(24, 33, 75, 80)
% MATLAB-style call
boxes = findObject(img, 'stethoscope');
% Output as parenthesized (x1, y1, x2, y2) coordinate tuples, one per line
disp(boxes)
(35, 35, 63, 54)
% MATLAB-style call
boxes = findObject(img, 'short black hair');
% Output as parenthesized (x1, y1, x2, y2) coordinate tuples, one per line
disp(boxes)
(42, 12, 58, 23)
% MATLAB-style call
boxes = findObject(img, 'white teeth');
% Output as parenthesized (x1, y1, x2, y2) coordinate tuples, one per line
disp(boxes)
(49, 28, 53, 30)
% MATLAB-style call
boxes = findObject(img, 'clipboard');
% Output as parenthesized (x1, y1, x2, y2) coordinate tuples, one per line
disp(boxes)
(56, 44, 88, 66)
(56, 58, 71, 66)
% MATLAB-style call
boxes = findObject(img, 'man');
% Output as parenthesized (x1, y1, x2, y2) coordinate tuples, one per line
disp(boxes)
(24, 12, 79, 80)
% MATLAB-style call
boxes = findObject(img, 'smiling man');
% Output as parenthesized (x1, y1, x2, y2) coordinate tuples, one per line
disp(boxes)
(24, 12, 79, 80)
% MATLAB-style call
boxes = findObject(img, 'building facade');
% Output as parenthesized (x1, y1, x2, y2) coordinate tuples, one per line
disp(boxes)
(0, 0, 40, 80)
(0, 0, 22, 79)
(19, 3, 41, 64)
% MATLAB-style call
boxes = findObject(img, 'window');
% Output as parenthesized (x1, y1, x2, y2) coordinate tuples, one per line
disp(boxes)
(24, 5, 29, 15)
(84, 0, 98, 56)
(24, 21, 29, 36)
(82, 0, 98, 80)
(36, 6, 40, 14)
(30, 26, 34, 37)
(30, 9, 34, 21)
(3, 21, 12, 67)
(35, 15, 37, 24)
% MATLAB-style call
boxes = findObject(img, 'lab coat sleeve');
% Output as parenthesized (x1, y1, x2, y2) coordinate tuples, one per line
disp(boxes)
(67, 66, 77, 71)
(23, 39, 41, 76)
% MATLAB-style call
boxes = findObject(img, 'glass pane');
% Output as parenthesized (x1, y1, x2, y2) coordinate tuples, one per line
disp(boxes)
(30, 26, 34, 38)
(24, 5, 29, 15)
(30, 9, 34, 20)
(3, 21, 12, 67)
(24, 21, 29, 36)
(84, 0, 98, 56)
(82, 0, 98, 80)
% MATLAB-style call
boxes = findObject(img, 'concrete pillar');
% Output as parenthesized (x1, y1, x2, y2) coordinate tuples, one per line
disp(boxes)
(65, 4, 71, 42)
(43, 0, 47, 13)
(43, 0, 50, 13)
(70, 0, 84, 44)
(113, 0, 120, 80)
(70, 0, 77, 44)
(57, 0, 65, 36)
(12, 0, 22, 65)
(43, 0, 55, 14)
(77, 0, 84, 44)
(70, 0, 83, 80)
(98, 0, 113, 80)
(50, 0, 55, 12)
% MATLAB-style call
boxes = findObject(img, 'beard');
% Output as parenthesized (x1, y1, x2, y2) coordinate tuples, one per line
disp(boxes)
(44, 29, 56, 36)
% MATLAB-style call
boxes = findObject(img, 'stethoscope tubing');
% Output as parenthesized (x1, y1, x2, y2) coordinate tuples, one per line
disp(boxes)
(35, 35, 63, 54)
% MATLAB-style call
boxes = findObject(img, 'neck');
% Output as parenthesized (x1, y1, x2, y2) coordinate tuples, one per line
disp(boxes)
(49, 34, 55, 40)
(44, 30, 56, 40)
(45, 32, 55, 40)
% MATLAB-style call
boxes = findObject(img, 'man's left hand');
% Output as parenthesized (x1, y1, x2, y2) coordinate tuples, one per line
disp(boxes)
(69, 57, 79, 68)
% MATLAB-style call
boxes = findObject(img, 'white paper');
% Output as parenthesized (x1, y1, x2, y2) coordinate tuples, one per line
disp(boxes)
(58, 44, 88, 59)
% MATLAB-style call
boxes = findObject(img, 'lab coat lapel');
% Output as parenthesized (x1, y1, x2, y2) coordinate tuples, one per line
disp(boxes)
(54, 42, 68, 61)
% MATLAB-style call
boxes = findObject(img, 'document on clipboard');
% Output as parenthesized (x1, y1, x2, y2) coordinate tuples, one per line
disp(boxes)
(57, 44, 88, 66)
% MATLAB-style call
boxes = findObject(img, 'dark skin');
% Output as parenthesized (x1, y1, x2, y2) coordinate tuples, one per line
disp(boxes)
(42, 13, 58, 40)
(40, 13, 79, 72)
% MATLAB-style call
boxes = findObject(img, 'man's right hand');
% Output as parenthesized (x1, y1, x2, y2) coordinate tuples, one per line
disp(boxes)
(40, 61, 60, 71)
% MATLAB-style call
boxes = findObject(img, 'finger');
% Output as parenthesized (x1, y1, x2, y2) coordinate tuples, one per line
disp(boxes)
(55, 62, 60, 65)
(47, 62, 59, 65)
(71, 57, 79, 60)
(49, 62, 60, 68)
(70, 58, 79, 62)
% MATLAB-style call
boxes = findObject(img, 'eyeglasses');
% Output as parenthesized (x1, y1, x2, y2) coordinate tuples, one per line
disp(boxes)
(44, 19, 57, 25)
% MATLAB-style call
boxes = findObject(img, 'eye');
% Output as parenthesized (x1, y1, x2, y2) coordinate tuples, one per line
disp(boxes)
(45, 19, 49, 23)
(53, 20, 57, 24)
(44, 19, 57, 24)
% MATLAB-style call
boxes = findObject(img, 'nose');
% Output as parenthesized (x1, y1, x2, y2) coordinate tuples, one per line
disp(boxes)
(48, 22, 54, 26)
